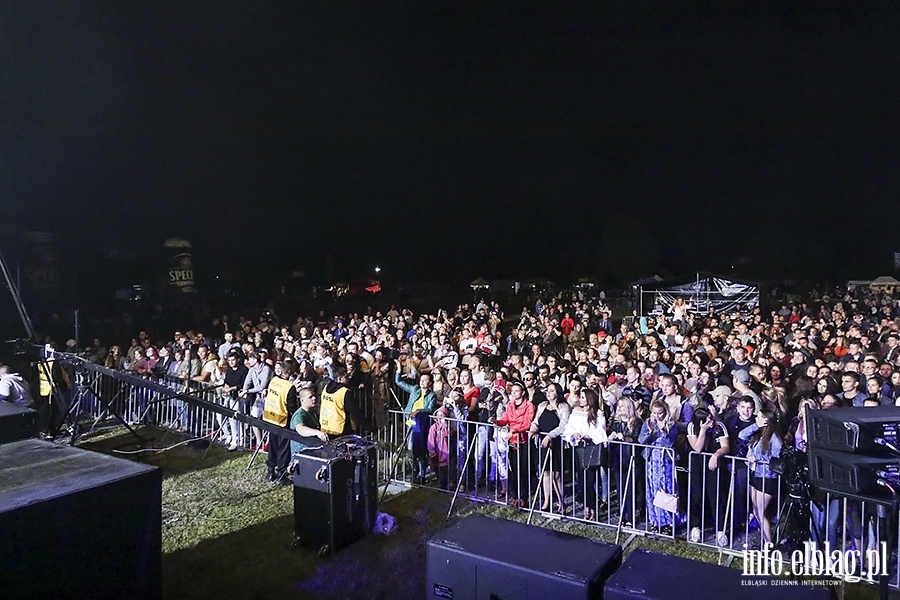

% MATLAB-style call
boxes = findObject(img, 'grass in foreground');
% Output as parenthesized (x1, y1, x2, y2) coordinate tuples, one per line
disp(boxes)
(77, 427, 884, 600)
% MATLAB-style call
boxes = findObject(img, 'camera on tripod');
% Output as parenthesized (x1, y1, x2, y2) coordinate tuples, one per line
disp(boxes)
(770, 443, 815, 500)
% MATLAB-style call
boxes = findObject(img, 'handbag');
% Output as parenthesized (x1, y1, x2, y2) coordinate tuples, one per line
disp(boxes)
(575, 442, 609, 469)
(653, 490, 679, 513)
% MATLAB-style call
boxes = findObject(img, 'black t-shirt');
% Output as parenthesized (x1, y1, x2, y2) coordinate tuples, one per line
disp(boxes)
(224, 365, 249, 397)
(725, 416, 755, 458)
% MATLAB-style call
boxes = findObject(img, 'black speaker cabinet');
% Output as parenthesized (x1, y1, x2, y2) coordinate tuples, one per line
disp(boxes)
(807, 406, 900, 453)
(292, 442, 377, 555)
(808, 447, 900, 496)
(0, 439, 162, 600)
(427, 513, 622, 600)
(605, 549, 833, 600)
(0, 401, 37, 444)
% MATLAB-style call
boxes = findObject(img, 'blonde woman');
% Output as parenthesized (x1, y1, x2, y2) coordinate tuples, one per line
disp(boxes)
(446, 367, 460, 390)
(639, 399, 679, 535)
(608, 399, 643, 526)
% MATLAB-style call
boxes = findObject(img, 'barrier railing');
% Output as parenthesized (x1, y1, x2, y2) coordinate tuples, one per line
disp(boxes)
(374, 409, 680, 541)
(43, 352, 317, 454)
(376, 410, 900, 586)
(28, 351, 900, 589)
(684, 451, 783, 553)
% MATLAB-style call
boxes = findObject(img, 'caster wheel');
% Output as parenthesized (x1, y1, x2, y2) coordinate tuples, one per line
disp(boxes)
(318, 544, 330, 557)
(290, 537, 302, 549)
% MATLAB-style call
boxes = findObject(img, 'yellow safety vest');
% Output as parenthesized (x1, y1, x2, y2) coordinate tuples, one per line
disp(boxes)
(38, 358, 70, 397)
(263, 377, 293, 426)
(319, 385, 350, 436)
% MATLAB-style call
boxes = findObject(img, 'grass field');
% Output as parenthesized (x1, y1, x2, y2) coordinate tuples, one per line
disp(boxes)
(78, 426, 884, 600)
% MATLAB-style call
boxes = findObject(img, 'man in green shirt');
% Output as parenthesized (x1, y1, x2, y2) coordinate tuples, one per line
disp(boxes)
(289, 387, 329, 456)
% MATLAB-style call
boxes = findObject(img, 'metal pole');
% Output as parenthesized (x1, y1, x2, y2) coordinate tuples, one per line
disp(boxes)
(0, 249, 37, 340)
(0, 249, 73, 438)
(382, 426, 413, 504)
(526, 444, 553, 525)
(696, 272, 701, 313)
(615, 453, 636, 546)
(446, 425, 480, 523)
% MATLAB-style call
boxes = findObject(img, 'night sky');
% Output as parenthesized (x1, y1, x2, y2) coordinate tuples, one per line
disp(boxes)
(4, 2, 900, 289)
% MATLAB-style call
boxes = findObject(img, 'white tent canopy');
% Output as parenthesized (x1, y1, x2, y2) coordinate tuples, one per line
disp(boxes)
(870, 275, 900, 287)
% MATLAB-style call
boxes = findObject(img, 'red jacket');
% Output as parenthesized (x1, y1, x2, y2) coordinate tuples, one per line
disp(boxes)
(495, 399, 536, 445)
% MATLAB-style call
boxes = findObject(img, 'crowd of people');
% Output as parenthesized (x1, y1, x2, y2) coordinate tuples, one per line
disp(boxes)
(18, 301, 507, 482)
(9, 284, 900, 553)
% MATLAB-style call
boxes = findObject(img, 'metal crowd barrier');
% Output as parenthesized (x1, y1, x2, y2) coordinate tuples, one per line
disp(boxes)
(44, 351, 315, 451)
(375, 412, 900, 588)
(28, 349, 900, 589)
(374, 409, 680, 541)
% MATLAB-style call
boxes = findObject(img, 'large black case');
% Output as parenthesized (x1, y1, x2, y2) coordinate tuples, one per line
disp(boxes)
(0, 439, 162, 600)
(808, 447, 900, 496)
(807, 406, 900, 453)
(0, 401, 37, 444)
(427, 513, 623, 600)
(292, 439, 377, 555)
(605, 549, 834, 600)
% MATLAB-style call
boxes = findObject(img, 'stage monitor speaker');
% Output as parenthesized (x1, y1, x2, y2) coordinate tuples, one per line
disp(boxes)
(0, 439, 162, 600)
(808, 447, 900, 497)
(427, 513, 622, 600)
(292, 441, 377, 555)
(807, 407, 900, 453)
(0, 401, 37, 444)
(605, 549, 834, 600)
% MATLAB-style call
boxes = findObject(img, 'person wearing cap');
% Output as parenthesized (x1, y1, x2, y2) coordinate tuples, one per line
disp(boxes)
(709, 385, 736, 423)
(492, 379, 535, 507)
(333, 320, 349, 344)
(731, 369, 761, 412)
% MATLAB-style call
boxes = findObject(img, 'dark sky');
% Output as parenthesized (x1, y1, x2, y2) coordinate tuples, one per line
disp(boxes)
(4, 2, 900, 288)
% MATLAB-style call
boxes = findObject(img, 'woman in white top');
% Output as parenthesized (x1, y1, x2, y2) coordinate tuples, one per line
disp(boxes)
(669, 297, 692, 334)
(563, 388, 608, 520)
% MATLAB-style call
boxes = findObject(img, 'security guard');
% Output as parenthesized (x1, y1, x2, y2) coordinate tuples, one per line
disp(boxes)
(36, 350, 71, 438)
(319, 367, 371, 437)
(263, 358, 299, 484)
